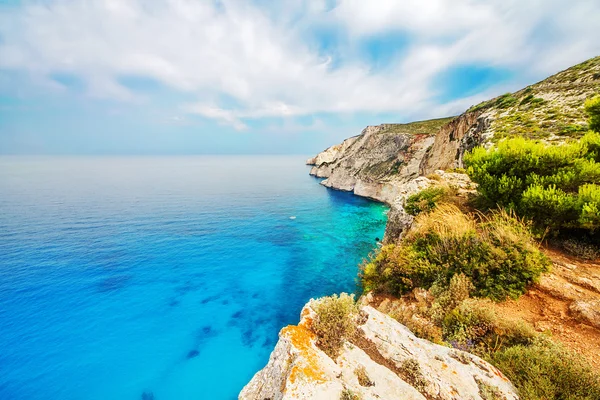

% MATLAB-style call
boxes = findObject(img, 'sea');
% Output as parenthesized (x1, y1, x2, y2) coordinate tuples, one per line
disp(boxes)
(0, 156, 388, 400)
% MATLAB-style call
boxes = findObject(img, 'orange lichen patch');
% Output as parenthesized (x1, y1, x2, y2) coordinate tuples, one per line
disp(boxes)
(281, 325, 327, 385)
(491, 366, 509, 382)
(441, 363, 448, 370)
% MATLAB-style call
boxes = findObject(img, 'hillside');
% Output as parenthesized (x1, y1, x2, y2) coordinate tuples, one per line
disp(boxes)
(241, 57, 600, 399)
(308, 56, 600, 197)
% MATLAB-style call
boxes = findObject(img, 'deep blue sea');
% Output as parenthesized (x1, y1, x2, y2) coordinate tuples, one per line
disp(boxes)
(0, 156, 388, 400)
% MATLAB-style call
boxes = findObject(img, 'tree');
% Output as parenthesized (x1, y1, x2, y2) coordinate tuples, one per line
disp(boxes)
(585, 96, 600, 133)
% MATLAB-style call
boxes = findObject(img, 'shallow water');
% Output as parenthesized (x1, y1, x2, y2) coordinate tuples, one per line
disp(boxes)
(0, 156, 388, 400)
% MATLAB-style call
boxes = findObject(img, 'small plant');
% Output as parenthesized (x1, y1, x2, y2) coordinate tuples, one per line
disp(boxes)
(430, 273, 474, 325)
(354, 366, 374, 387)
(476, 378, 504, 400)
(311, 293, 358, 359)
(489, 340, 600, 400)
(401, 358, 428, 390)
(443, 299, 536, 354)
(585, 95, 600, 133)
(404, 186, 451, 216)
(340, 389, 362, 400)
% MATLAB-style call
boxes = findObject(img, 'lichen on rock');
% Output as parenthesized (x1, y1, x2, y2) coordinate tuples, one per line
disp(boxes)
(239, 303, 519, 400)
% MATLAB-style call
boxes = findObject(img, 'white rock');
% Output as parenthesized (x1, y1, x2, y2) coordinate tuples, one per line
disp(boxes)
(239, 303, 519, 400)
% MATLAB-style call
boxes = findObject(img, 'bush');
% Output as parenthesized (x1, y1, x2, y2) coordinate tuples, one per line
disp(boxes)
(311, 293, 358, 359)
(495, 93, 518, 109)
(464, 132, 600, 233)
(585, 95, 600, 133)
(442, 299, 536, 354)
(429, 273, 474, 324)
(489, 340, 600, 400)
(361, 204, 550, 300)
(405, 186, 451, 216)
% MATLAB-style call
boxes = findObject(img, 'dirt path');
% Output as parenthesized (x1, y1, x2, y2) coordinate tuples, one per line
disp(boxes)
(492, 248, 600, 368)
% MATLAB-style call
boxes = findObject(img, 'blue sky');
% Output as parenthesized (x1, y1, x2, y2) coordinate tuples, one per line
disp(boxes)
(1, 0, 599, 155)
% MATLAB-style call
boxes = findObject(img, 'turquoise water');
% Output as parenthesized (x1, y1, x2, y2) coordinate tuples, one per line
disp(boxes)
(0, 156, 388, 400)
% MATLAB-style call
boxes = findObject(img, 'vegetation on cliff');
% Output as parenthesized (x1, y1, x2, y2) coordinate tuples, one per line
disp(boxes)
(467, 56, 600, 141)
(377, 117, 454, 135)
(361, 204, 550, 300)
(465, 131, 600, 233)
(310, 293, 358, 358)
(356, 91, 600, 399)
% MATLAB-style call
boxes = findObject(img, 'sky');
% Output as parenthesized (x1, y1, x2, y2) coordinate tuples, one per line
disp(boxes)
(0, 0, 599, 155)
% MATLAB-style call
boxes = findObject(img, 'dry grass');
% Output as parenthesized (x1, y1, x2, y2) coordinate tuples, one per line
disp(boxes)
(311, 293, 358, 359)
(406, 203, 476, 242)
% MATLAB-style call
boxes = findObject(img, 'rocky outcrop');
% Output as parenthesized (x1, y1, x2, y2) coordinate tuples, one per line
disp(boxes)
(240, 301, 519, 400)
(420, 111, 491, 174)
(570, 300, 600, 329)
(309, 124, 437, 205)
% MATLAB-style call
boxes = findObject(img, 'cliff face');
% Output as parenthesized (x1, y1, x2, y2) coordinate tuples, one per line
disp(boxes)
(307, 120, 451, 206)
(420, 111, 490, 174)
(240, 300, 518, 400)
(307, 56, 600, 242)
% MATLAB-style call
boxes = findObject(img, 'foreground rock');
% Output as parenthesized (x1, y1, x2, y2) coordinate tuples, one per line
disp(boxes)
(239, 302, 518, 400)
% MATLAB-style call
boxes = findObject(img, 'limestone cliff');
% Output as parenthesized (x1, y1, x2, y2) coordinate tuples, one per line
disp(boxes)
(307, 56, 600, 242)
(240, 300, 518, 400)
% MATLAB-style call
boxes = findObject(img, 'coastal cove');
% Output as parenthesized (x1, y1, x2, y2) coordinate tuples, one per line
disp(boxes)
(0, 155, 388, 400)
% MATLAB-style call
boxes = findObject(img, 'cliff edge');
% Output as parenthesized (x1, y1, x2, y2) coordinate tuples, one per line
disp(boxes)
(240, 300, 518, 400)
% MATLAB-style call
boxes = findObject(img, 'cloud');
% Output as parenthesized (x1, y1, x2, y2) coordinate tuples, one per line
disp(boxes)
(0, 0, 599, 129)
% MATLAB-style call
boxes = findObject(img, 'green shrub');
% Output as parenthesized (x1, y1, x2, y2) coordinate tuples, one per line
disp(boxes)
(354, 366, 374, 387)
(442, 299, 536, 353)
(360, 204, 550, 300)
(405, 186, 451, 216)
(311, 293, 358, 359)
(465, 132, 600, 233)
(495, 93, 518, 109)
(429, 273, 473, 324)
(489, 340, 600, 400)
(585, 95, 600, 133)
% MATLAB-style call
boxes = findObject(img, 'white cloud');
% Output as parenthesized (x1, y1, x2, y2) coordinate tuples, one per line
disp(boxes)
(0, 0, 599, 128)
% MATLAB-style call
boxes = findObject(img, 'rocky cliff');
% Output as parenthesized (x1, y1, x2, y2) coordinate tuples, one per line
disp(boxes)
(240, 300, 518, 400)
(307, 56, 600, 242)
(240, 56, 600, 400)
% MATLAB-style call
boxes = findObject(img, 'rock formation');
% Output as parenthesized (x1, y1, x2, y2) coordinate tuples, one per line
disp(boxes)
(240, 56, 600, 399)
(307, 56, 600, 242)
(240, 301, 518, 400)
